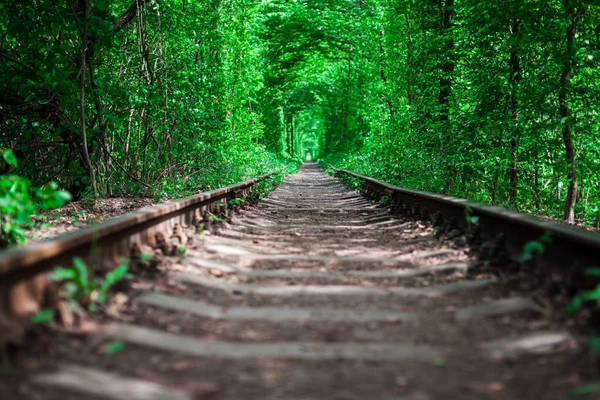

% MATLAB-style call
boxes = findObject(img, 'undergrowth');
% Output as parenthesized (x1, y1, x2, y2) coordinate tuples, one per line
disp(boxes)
(1, 150, 72, 249)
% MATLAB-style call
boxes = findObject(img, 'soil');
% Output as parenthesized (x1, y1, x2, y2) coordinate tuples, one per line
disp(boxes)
(27, 198, 158, 242)
(1, 162, 599, 400)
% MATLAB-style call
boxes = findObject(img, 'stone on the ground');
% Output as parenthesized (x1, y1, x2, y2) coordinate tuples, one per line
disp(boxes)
(483, 331, 575, 359)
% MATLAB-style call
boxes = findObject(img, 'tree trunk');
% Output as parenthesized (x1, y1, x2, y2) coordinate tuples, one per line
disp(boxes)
(508, 18, 521, 206)
(439, 0, 455, 193)
(438, 0, 454, 126)
(79, 0, 98, 196)
(559, 1, 583, 224)
(379, 29, 395, 117)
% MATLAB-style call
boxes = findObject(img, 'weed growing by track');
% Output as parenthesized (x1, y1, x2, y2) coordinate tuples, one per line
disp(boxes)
(50, 257, 131, 312)
(1, 150, 72, 248)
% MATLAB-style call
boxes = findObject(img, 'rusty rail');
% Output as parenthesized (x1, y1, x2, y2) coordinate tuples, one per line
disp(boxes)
(331, 166, 600, 274)
(0, 170, 283, 335)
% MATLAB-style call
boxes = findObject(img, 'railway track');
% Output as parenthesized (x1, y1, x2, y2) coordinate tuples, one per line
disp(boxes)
(1, 162, 599, 399)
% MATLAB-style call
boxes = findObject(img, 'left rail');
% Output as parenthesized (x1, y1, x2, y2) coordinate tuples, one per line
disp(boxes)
(0, 170, 281, 337)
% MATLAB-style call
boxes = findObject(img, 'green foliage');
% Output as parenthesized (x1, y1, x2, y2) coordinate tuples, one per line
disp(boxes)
(2, 0, 599, 229)
(1, 150, 72, 248)
(50, 257, 131, 311)
(0, 0, 291, 202)
(315, 0, 600, 227)
(566, 267, 600, 319)
(246, 167, 293, 203)
(228, 198, 245, 207)
(518, 232, 552, 263)
(590, 337, 600, 354)
(3, 150, 18, 168)
(138, 252, 154, 264)
(572, 383, 600, 396)
(31, 309, 55, 326)
(465, 206, 480, 231)
(104, 341, 125, 355)
(209, 214, 224, 222)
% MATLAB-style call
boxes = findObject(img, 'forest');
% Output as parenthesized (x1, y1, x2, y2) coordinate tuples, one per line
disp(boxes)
(1, 0, 600, 247)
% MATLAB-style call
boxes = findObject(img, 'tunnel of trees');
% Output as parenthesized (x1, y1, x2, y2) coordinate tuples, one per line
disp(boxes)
(1, 0, 600, 242)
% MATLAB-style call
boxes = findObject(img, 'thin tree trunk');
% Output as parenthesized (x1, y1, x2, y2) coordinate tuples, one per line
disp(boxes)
(438, 0, 454, 126)
(559, 1, 583, 223)
(404, 13, 415, 105)
(79, 0, 98, 196)
(508, 18, 521, 206)
(379, 29, 395, 117)
(439, 0, 455, 193)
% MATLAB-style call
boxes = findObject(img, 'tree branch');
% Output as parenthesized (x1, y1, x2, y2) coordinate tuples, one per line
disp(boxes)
(114, 0, 149, 33)
(0, 51, 35, 71)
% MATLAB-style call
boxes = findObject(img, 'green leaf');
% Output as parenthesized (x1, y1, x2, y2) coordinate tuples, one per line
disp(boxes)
(54, 190, 72, 205)
(519, 240, 545, 262)
(139, 253, 153, 263)
(566, 296, 583, 315)
(584, 267, 600, 277)
(31, 309, 55, 325)
(572, 383, 600, 396)
(97, 264, 129, 304)
(50, 267, 78, 282)
(433, 357, 445, 366)
(539, 231, 552, 244)
(2, 149, 18, 167)
(589, 337, 600, 354)
(73, 257, 89, 288)
(105, 341, 125, 355)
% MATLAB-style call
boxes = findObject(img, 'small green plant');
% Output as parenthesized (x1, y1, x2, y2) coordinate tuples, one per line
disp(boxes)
(566, 267, 600, 316)
(138, 252, 154, 263)
(566, 267, 600, 356)
(209, 214, 224, 222)
(50, 257, 131, 311)
(572, 383, 600, 396)
(105, 341, 125, 355)
(518, 231, 552, 263)
(378, 194, 391, 204)
(228, 198, 245, 206)
(465, 206, 480, 231)
(31, 309, 56, 326)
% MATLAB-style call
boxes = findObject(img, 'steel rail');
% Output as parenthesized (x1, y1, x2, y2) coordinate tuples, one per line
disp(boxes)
(0, 170, 282, 285)
(331, 166, 600, 273)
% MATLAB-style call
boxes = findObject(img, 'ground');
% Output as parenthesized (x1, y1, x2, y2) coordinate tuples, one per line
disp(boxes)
(1, 163, 599, 400)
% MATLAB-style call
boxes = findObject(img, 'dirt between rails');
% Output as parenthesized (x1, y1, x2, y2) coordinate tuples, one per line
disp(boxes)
(1, 162, 600, 400)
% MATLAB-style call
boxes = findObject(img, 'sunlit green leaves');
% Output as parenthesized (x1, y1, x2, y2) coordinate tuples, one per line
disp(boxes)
(1, 151, 72, 247)
(2, 149, 18, 167)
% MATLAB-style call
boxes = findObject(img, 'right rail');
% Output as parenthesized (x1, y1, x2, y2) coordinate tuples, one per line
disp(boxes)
(331, 166, 600, 279)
